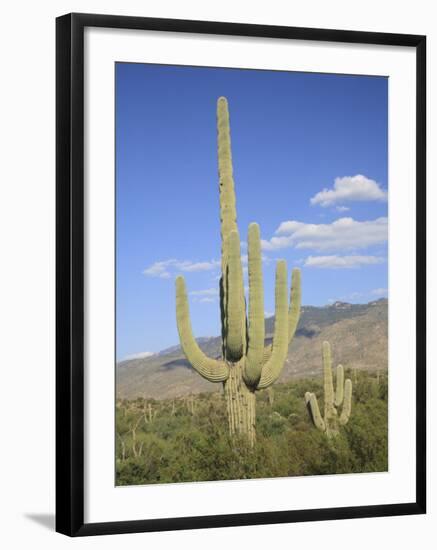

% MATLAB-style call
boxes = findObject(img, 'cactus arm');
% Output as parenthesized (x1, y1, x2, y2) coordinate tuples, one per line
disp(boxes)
(256, 261, 289, 389)
(335, 364, 344, 407)
(225, 230, 246, 361)
(322, 341, 335, 416)
(305, 392, 326, 431)
(262, 344, 273, 363)
(288, 268, 301, 341)
(244, 223, 265, 386)
(176, 276, 229, 382)
(262, 268, 301, 363)
(339, 378, 352, 425)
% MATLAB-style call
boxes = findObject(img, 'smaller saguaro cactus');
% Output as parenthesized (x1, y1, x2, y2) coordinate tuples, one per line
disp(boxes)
(305, 341, 352, 437)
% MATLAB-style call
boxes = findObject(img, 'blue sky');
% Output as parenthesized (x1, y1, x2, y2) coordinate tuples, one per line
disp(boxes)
(116, 63, 388, 360)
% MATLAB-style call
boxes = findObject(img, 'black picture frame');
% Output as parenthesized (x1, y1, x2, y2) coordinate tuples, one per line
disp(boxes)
(56, 12, 426, 537)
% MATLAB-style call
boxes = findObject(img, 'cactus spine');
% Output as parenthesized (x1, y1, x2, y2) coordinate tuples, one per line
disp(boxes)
(305, 341, 352, 437)
(176, 97, 301, 446)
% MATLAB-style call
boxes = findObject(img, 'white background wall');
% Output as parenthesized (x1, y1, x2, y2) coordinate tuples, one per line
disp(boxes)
(0, 0, 434, 547)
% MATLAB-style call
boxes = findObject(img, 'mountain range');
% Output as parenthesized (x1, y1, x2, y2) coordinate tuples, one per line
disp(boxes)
(116, 298, 388, 400)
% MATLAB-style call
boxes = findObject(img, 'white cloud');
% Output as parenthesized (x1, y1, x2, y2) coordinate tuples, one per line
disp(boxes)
(142, 260, 174, 279)
(144, 253, 271, 279)
(189, 287, 219, 304)
(179, 260, 220, 272)
(189, 288, 218, 297)
(336, 206, 350, 212)
(304, 255, 384, 269)
(261, 217, 388, 252)
(198, 297, 216, 303)
(143, 259, 220, 278)
(371, 287, 388, 296)
(123, 351, 156, 361)
(310, 175, 387, 207)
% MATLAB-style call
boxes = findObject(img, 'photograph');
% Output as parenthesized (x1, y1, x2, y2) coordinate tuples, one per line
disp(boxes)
(0, 1, 430, 545)
(114, 62, 389, 486)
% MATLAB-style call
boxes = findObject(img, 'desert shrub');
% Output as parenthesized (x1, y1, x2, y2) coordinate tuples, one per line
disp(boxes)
(115, 370, 388, 485)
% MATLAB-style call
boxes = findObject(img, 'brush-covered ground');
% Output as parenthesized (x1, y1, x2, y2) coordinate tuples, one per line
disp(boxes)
(116, 369, 387, 486)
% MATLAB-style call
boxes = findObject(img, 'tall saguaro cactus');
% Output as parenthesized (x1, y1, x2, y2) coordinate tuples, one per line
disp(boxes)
(305, 341, 352, 438)
(176, 97, 301, 446)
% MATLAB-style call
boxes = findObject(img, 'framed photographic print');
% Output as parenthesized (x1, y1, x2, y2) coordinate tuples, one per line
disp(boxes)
(56, 13, 426, 536)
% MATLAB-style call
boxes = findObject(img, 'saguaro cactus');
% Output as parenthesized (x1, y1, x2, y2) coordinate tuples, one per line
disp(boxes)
(176, 97, 301, 446)
(305, 341, 352, 437)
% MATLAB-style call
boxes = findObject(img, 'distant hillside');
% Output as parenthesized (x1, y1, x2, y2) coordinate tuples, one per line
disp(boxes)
(116, 299, 388, 400)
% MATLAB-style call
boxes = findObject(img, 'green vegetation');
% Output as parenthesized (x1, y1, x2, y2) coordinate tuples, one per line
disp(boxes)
(175, 97, 301, 446)
(116, 369, 387, 486)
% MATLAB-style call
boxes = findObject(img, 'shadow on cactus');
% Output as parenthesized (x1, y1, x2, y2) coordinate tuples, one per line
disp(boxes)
(175, 97, 301, 447)
(305, 341, 352, 438)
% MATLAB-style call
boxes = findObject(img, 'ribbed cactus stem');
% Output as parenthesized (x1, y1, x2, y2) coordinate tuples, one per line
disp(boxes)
(225, 230, 246, 361)
(244, 223, 265, 386)
(217, 97, 237, 229)
(335, 364, 344, 407)
(217, 96, 237, 267)
(340, 378, 352, 425)
(262, 268, 302, 362)
(224, 360, 256, 445)
(305, 392, 326, 432)
(175, 276, 229, 382)
(256, 261, 289, 389)
(288, 269, 301, 341)
(217, 96, 238, 356)
(323, 341, 334, 411)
